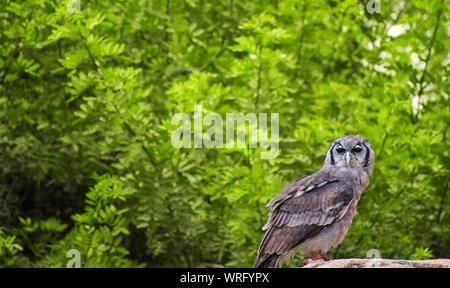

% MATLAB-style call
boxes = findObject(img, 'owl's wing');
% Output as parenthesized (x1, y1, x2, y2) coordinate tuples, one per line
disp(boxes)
(254, 172, 355, 267)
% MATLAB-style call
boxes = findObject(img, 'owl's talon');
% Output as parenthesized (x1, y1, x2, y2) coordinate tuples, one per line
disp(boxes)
(320, 252, 331, 261)
(303, 252, 323, 265)
(302, 257, 311, 266)
(303, 252, 331, 265)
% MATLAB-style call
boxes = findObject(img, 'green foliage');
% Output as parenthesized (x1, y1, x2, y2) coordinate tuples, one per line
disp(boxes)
(0, 228, 23, 267)
(0, 0, 448, 267)
(38, 174, 137, 268)
(411, 247, 434, 260)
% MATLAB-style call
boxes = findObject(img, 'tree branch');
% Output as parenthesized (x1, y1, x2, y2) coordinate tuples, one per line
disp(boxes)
(415, 1, 444, 120)
(165, 47, 227, 78)
(82, 39, 157, 166)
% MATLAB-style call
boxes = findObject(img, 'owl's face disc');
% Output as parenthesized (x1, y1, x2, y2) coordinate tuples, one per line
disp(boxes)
(326, 135, 374, 172)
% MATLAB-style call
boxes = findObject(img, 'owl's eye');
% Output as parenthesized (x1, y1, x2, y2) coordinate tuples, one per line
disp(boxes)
(352, 147, 363, 153)
(336, 147, 346, 154)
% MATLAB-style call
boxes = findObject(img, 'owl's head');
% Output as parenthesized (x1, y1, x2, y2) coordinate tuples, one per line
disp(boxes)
(325, 135, 375, 175)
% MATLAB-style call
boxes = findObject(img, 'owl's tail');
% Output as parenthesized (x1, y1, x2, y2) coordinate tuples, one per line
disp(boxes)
(253, 253, 279, 268)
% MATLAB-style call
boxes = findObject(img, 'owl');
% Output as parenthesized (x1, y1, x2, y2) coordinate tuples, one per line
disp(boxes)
(254, 135, 375, 268)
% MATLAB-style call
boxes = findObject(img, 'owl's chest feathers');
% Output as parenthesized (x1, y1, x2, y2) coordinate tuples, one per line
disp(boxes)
(332, 167, 369, 223)
(332, 167, 369, 194)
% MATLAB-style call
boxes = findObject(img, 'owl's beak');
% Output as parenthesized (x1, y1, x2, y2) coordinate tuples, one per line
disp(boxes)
(345, 151, 351, 165)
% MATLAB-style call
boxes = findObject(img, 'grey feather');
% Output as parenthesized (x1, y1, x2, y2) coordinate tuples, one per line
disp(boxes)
(254, 135, 375, 268)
